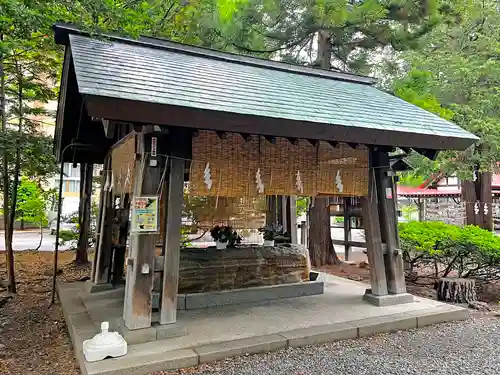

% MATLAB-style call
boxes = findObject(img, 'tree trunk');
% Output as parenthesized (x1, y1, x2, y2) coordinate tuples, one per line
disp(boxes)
(478, 171, 492, 230)
(35, 218, 43, 251)
(462, 179, 476, 226)
(4, 66, 24, 293)
(462, 167, 493, 230)
(315, 30, 332, 69)
(437, 277, 476, 303)
(76, 163, 93, 264)
(307, 31, 339, 267)
(0, 35, 15, 293)
(308, 197, 339, 267)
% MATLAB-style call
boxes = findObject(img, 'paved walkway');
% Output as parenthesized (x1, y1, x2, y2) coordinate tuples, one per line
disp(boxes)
(0, 230, 72, 251)
(159, 313, 497, 375)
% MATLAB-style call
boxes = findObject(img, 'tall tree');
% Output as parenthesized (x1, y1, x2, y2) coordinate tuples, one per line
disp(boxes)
(224, 0, 447, 265)
(0, 0, 63, 292)
(392, 0, 500, 229)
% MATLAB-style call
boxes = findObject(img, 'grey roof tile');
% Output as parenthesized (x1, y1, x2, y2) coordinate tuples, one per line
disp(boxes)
(69, 34, 477, 146)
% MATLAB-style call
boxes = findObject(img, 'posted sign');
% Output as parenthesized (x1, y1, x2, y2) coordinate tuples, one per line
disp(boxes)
(131, 196, 159, 233)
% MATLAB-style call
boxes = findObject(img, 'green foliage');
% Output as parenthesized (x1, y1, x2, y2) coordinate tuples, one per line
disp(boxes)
(394, 70, 454, 120)
(228, 0, 445, 73)
(401, 205, 418, 221)
(399, 221, 500, 280)
(398, 172, 425, 187)
(392, 0, 500, 179)
(15, 176, 50, 225)
(296, 197, 308, 217)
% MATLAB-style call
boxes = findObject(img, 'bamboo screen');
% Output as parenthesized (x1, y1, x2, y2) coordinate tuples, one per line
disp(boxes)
(189, 131, 368, 197)
(111, 133, 137, 195)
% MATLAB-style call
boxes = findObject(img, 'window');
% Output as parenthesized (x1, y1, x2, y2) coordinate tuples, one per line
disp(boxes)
(63, 163, 81, 178)
(68, 180, 79, 193)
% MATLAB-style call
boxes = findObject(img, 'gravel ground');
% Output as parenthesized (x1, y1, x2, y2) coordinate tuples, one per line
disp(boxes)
(158, 313, 500, 375)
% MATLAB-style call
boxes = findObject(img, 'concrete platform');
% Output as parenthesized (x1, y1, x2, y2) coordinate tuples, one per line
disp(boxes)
(58, 274, 468, 375)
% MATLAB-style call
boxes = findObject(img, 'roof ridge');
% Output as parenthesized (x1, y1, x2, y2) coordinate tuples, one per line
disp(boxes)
(53, 23, 375, 85)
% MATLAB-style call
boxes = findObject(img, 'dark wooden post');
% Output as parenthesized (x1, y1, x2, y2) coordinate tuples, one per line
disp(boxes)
(91, 164, 107, 282)
(287, 196, 298, 244)
(160, 157, 184, 324)
(76, 163, 93, 264)
(343, 197, 352, 260)
(417, 197, 423, 221)
(112, 194, 130, 285)
(266, 196, 277, 226)
(300, 220, 307, 245)
(123, 127, 164, 330)
(277, 195, 284, 227)
(94, 158, 114, 284)
(360, 150, 388, 296)
(374, 151, 406, 294)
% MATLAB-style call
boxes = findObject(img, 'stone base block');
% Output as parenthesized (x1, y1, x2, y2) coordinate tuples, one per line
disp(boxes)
(363, 289, 414, 306)
(154, 323, 188, 341)
(184, 281, 324, 310)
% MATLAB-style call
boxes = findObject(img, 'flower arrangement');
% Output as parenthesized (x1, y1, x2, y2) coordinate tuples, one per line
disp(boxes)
(259, 224, 283, 246)
(210, 225, 242, 249)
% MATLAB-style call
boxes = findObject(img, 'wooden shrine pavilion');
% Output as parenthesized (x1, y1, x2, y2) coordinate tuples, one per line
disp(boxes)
(53, 24, 478, 333)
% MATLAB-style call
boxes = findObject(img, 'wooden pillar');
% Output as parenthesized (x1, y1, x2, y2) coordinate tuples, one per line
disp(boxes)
(94, 158, 114, 284)
(343, 197, 352, 261)
(112, 194, 130, 285)
(160, 157, 184, 324)
(417, 198, 423, 221)
(277, 196, 284, 227)
(91, 163, 107, 282)
(360, 150, 388, 296)
(266, 196, 277, 226)
(287, 196, 298, 244)
(76, 163, 93, 264)
(300, 220, 307, 246)
(374, 151, 406, 294)
(123, 128, 163, 330)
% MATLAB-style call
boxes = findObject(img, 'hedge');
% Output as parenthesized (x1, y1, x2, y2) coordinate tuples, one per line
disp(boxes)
(398, 221, 500, 281)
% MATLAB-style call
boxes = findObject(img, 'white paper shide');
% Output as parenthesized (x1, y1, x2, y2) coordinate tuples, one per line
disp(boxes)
(83, 321, 127, 362)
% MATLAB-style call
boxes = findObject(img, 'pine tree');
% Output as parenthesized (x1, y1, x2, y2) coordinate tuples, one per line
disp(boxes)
(225, 0, 449, 265)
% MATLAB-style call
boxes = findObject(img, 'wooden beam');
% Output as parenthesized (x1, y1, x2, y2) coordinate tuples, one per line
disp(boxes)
(343, 197, 352, 261)
(123, 128, 164, 330)
(277, 196, 286, 229)
(91, 161, 108, 282)
(160, 157, 184, 325)
(288, 196, 298, 244)
(94, 158, 114, 284)
(332, 239, 366, 248)
(76, 163, 93, 264)
(360, 152, 388, 296)
(85, 96, 475, 151)
(374, 151, 406, 294)
(300, 221, 307, 246)
(330, 207, 363, 217)
(266, 196, 277, 226)
(264, 135, 276, 144)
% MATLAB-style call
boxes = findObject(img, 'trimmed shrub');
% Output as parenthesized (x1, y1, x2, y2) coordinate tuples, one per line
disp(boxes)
(399, 221, 500, 281)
